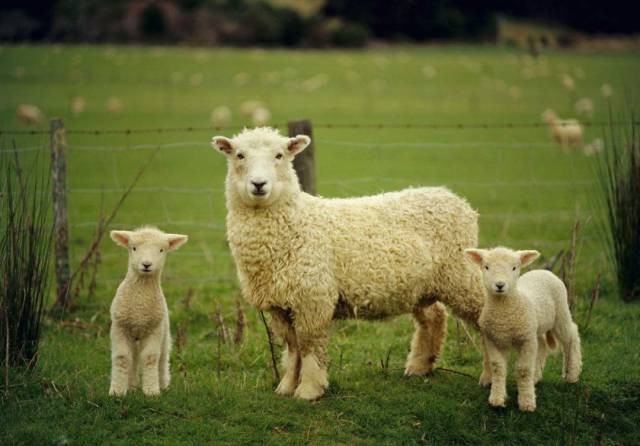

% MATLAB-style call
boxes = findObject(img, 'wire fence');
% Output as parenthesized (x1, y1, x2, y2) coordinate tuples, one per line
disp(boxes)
(2, 120, 604, 295)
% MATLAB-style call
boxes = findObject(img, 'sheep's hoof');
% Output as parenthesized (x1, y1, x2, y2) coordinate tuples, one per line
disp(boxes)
(478, 372, 492, 387)
(275, 378, 296, 396)
(293, 382, 325, 401)
(488, 394, 506, 408)
(109, 387, 127, 397)
(518, 399, 536, 412)
(404, 361, 435, 377)
(143, 386, 161, 396)
(563, 372, 580, 383)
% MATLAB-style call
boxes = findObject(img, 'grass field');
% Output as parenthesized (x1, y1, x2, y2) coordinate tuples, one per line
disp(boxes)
(1, 44, 640, 445)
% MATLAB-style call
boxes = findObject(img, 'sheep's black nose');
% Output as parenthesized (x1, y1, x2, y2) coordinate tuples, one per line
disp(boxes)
(142, 262, 152, 269)
(252, 181, 267, 190)
(496, 282, 505, 290)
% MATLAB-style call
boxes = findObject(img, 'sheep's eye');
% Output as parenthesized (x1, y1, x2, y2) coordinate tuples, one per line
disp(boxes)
(275, 153, 283, 160)
(512, 266, 517, 271)
(132, 247, 137, 251)
(484, 265, 489, 270)
(236, 153, 245, 160)
(160, 248, 164, 253)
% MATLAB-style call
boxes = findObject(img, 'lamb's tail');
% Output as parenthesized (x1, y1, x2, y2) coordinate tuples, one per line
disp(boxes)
(545, 331, 558, 350)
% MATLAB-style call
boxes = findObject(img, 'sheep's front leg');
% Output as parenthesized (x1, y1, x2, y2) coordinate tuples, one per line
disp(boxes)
(109, 324, 133, 396)
(294, 329, 329, 401)
(516, 338, 538, 412)
(405, 301, 447, 376)
(128, 341, 139, 389)
(484, 336, 508, 408)
(138, 327, 163, 396)
(270, 308, 300, 396)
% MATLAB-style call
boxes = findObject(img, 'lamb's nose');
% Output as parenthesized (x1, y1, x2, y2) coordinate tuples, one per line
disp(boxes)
(496, 282, 505, 290)
(142, 262, 152, 269)
(252, 181, 267, 190)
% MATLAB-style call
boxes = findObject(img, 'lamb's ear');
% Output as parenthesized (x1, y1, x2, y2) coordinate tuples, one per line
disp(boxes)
(211, 136, 234, 156)
(165, 234, 188, 251)
(518, 250, 540, 267)
(286, 135, 310, 156)
(110, 230, 132, 248)
(464, 248, 486, 265)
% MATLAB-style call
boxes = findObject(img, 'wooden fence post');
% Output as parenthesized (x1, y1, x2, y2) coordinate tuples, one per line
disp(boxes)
(287, 119, 316, 195)
(50, 118, 71, 311)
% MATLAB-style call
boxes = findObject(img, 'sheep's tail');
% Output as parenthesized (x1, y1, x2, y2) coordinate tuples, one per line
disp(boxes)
(545, 331, 558, 350)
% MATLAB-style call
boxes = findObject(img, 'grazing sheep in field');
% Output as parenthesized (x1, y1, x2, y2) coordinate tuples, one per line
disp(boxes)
(71, 96, 86, 115)
(212, 127, 488, 400)
(465, 247, 582, 411)
(109, 226, 188, 396)
(106, 97, 123, 114)
(16, 104, 44, 125)
(542, 109, 583, 152)
(211, 106, 232, 127)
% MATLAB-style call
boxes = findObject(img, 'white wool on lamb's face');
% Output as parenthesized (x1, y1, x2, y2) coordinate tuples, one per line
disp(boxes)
(110, 227, 188, 277)
(465, 247, 539, 296)
(212, 127, 310, 207)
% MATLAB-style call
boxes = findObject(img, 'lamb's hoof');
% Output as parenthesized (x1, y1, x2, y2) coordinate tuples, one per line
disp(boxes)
(478, 373, 492, 387)
(275, 378, 296, 396)
(293, 382, 325, 401)
(488, 394, 506, 408)
(109, 387, 127, 397)
(404, 361, 435, 377)
(518, 399, 536, 412)
(143, 386, 161, 396)
(563, 372, 580, 383)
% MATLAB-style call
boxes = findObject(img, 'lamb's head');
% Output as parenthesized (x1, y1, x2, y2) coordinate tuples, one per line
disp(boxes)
(465, 247, 539, 297)
(110, 226, 188, 277)
(542, 109, 558, 124)
(211, 127, 310, 207)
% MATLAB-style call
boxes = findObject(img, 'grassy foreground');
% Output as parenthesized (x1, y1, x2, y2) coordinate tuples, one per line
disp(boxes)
(1, 44, 640, 444)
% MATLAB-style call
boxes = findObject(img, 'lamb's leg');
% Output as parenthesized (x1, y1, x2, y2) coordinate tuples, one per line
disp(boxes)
(294, 330, 329, 401)
(516, 338, 538, 412)
(109, 324, 133, 397)
(555, 320, 582, 383)
(479, 336, 492, 387)
(485, 337, 508, 408)
(139, 328, 163, 396)
(534, 336, 548, 384)
(158, 324, 171, 390)
(128, 340, 139, 389)
(270, 309, 300, 396)
(404, 301, 447, 376)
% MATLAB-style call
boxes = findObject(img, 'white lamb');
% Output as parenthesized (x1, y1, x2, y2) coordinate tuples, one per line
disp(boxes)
(542, 109, 583, 152)
(16, 104, 44, 125)
(465, 247, 582, 411)
(211, 127, 488, 400)
(109, 226, 188, 396)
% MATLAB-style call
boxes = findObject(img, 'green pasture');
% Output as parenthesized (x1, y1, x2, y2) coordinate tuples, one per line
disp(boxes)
(1, 44, 639, 445)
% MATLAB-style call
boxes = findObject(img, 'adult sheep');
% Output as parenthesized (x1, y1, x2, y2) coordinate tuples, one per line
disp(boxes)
(212, 127, 487, 400)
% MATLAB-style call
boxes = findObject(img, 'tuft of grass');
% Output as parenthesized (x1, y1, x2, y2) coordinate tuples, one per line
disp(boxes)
(594, 112, 640, 301)
(0, 146, 53, 379)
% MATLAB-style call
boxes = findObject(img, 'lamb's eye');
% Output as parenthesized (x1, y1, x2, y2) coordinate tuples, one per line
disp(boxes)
(484, 265, 489, 270)
(275, 153, 283, 159)
(160, 248, 164, 253)
(512, 266, 516, 271)
(236, 153, 245, 160)
(132, 247, 137, 251)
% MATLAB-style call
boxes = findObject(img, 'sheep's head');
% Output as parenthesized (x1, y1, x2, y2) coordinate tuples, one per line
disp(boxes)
(211, 127, 310, 207)
(542, 109, 557, 124)
(465, 247, 539, 297)
(110, 226, 188, 277)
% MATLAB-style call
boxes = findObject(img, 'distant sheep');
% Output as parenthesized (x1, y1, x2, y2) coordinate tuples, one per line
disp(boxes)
(16, 104, 44, 125)
(542, 109, 583, 152)
(107, 97, 123, 114)
(211, 106, 232, 127)
(109, 226, 188, 396)
(465, 247, 582, 411)
(212, 127, 488, 400)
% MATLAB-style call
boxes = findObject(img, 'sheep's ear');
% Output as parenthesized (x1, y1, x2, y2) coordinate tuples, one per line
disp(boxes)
(464, 248, 486, 265)
(518, 250, 540, 267)
(110, 230, 132, 248)
(286, 135, 310, 156)
(165, 234, 188, 251)
(211, 136, 234, 156)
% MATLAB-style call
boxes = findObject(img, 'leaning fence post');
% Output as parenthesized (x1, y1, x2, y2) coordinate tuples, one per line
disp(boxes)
(50, 118, 71, 311)
(287, 119, 316, 195)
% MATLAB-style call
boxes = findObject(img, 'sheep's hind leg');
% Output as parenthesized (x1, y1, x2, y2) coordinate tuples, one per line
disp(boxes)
(159, 326, 171, 390)
(404, 300, 447, 376)
(270, 309, 300, 396)
(294, 330, 329, 401)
